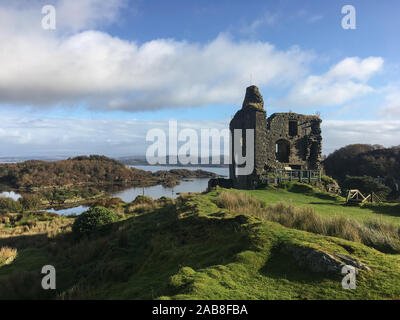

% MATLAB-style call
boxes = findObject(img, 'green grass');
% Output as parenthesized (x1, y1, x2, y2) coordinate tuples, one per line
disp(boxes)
(1, 189, 400, 300)
(213, 183, 400, 226)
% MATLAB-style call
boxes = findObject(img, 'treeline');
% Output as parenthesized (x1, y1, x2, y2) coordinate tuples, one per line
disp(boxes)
(0, 155, 154, 189)
(0, 194, 42, 213)
(323, 144, 400, 180)
(323, 144, 400, 200)
(0, 155, 218, 191)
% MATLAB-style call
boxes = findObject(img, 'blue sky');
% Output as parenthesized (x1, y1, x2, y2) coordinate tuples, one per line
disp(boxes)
(0, 0, 399, 157)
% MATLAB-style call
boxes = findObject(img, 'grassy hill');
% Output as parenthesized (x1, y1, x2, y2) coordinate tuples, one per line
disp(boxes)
(239, 183, 400, 226)
(1, 184, 400, 299)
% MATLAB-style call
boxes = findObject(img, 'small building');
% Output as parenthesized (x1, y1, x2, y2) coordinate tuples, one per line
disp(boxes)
(229, 85, 322, 189)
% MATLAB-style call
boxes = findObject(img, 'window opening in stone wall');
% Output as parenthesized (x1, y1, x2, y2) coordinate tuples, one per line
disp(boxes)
(276, 139, 290, 163)
(289, 120, 298, 136)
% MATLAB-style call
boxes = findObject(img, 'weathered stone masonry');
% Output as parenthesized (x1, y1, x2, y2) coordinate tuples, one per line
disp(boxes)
(228, 85, 322, 189)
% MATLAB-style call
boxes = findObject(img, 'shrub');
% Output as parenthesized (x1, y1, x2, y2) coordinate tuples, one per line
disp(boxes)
(125, 195, 157, 214)
(132, 195, 154, 205)
(126, 203, 154, 214)
(72, 206, 119, 238)
(93, 197, 124, 209)
(216, 192, 265, 215)
(18, 194, 42, 210)
(0, 197, 23, 213)
(0, 247, 17, 266)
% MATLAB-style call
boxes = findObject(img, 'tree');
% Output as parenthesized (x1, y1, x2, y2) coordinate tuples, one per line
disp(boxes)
(18, 194, 41, 211)
(72, 206, 119, 238)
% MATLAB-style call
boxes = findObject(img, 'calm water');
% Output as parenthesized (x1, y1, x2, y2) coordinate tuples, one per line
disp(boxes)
(112, 178, 211, 202)
(113, 165, 228, 202)
(0, 166, 228, 215)
(44, 205, 89, 216)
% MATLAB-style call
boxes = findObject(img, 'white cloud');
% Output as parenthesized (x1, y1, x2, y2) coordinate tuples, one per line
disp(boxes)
(0, 0, 126, 34)
(322, 120, 400, 154)
(282, 57, 384, 108)
(328, 57, 383, 81)
(0, 21, 311, 110)
(0, 116, 230, 157)
(0, 2, 385, 114)
(0, 116, 399, 157)
(56, 0, 127, 32)
(240, 12, 277, 35)
(379, 87, 400, 118)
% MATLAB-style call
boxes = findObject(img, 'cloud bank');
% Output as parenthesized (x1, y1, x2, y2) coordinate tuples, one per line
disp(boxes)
(283, 57, 384, 108)
(0, 1, 313, 111)
(0, 31, 311, 110)
(0, 1, 387, 113)
(0, 1, 397, 158)
(0, 117, 399, 157)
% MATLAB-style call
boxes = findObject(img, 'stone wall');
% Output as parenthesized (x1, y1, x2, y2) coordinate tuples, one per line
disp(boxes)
(229, 86, 268, 189)
(265, 112, 322, 171)
(228, 85, 322, 189)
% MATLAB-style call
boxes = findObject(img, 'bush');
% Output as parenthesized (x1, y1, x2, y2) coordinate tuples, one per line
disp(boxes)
(132, 195, 154, 205)
(125, 195, 158, 214)
(216, 191, 265, 215)
(93, 197, 124, 209)
(319, 175, 342, 194)
(72, 206, 119, 238)
(0, 197, 23, 213)
(0, 247, 17, 266)
(18, 194, 41, 210)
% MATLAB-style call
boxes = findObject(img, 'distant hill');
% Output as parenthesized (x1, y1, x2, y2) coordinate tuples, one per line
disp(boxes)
(0, 156, 68, 164)
(118, 155, 228, 168)
(323, 144, 400, 181)
(0, 155, 155, 189)
(0, 155, 218, 191)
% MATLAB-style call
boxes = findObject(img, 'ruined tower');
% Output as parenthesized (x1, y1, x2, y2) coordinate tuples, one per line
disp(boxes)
(229, 85, 322, 189)
(229, 86, 268, 189)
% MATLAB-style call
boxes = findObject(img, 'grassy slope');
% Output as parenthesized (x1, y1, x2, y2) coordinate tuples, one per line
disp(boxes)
(1, 187, 400, 299)
(233, 183, 400, 226)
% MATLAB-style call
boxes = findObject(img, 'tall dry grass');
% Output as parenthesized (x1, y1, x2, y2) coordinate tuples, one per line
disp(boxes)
(216, 192, 266, 215)
(0, 246, 17, 265)
(0, 217, 72, 238)
(216, 192, 400, 253)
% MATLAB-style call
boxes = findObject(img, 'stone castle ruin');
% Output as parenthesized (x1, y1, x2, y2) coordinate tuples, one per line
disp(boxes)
(210, 85, 322, 190)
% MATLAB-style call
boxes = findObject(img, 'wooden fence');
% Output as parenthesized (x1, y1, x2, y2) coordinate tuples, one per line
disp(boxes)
(346, 189, 383, 204)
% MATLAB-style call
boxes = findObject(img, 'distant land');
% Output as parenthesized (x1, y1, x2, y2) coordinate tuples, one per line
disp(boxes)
(0, 155, 229, 167)
(0, 156, 68, 163)
(117, 155, 228, 167)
